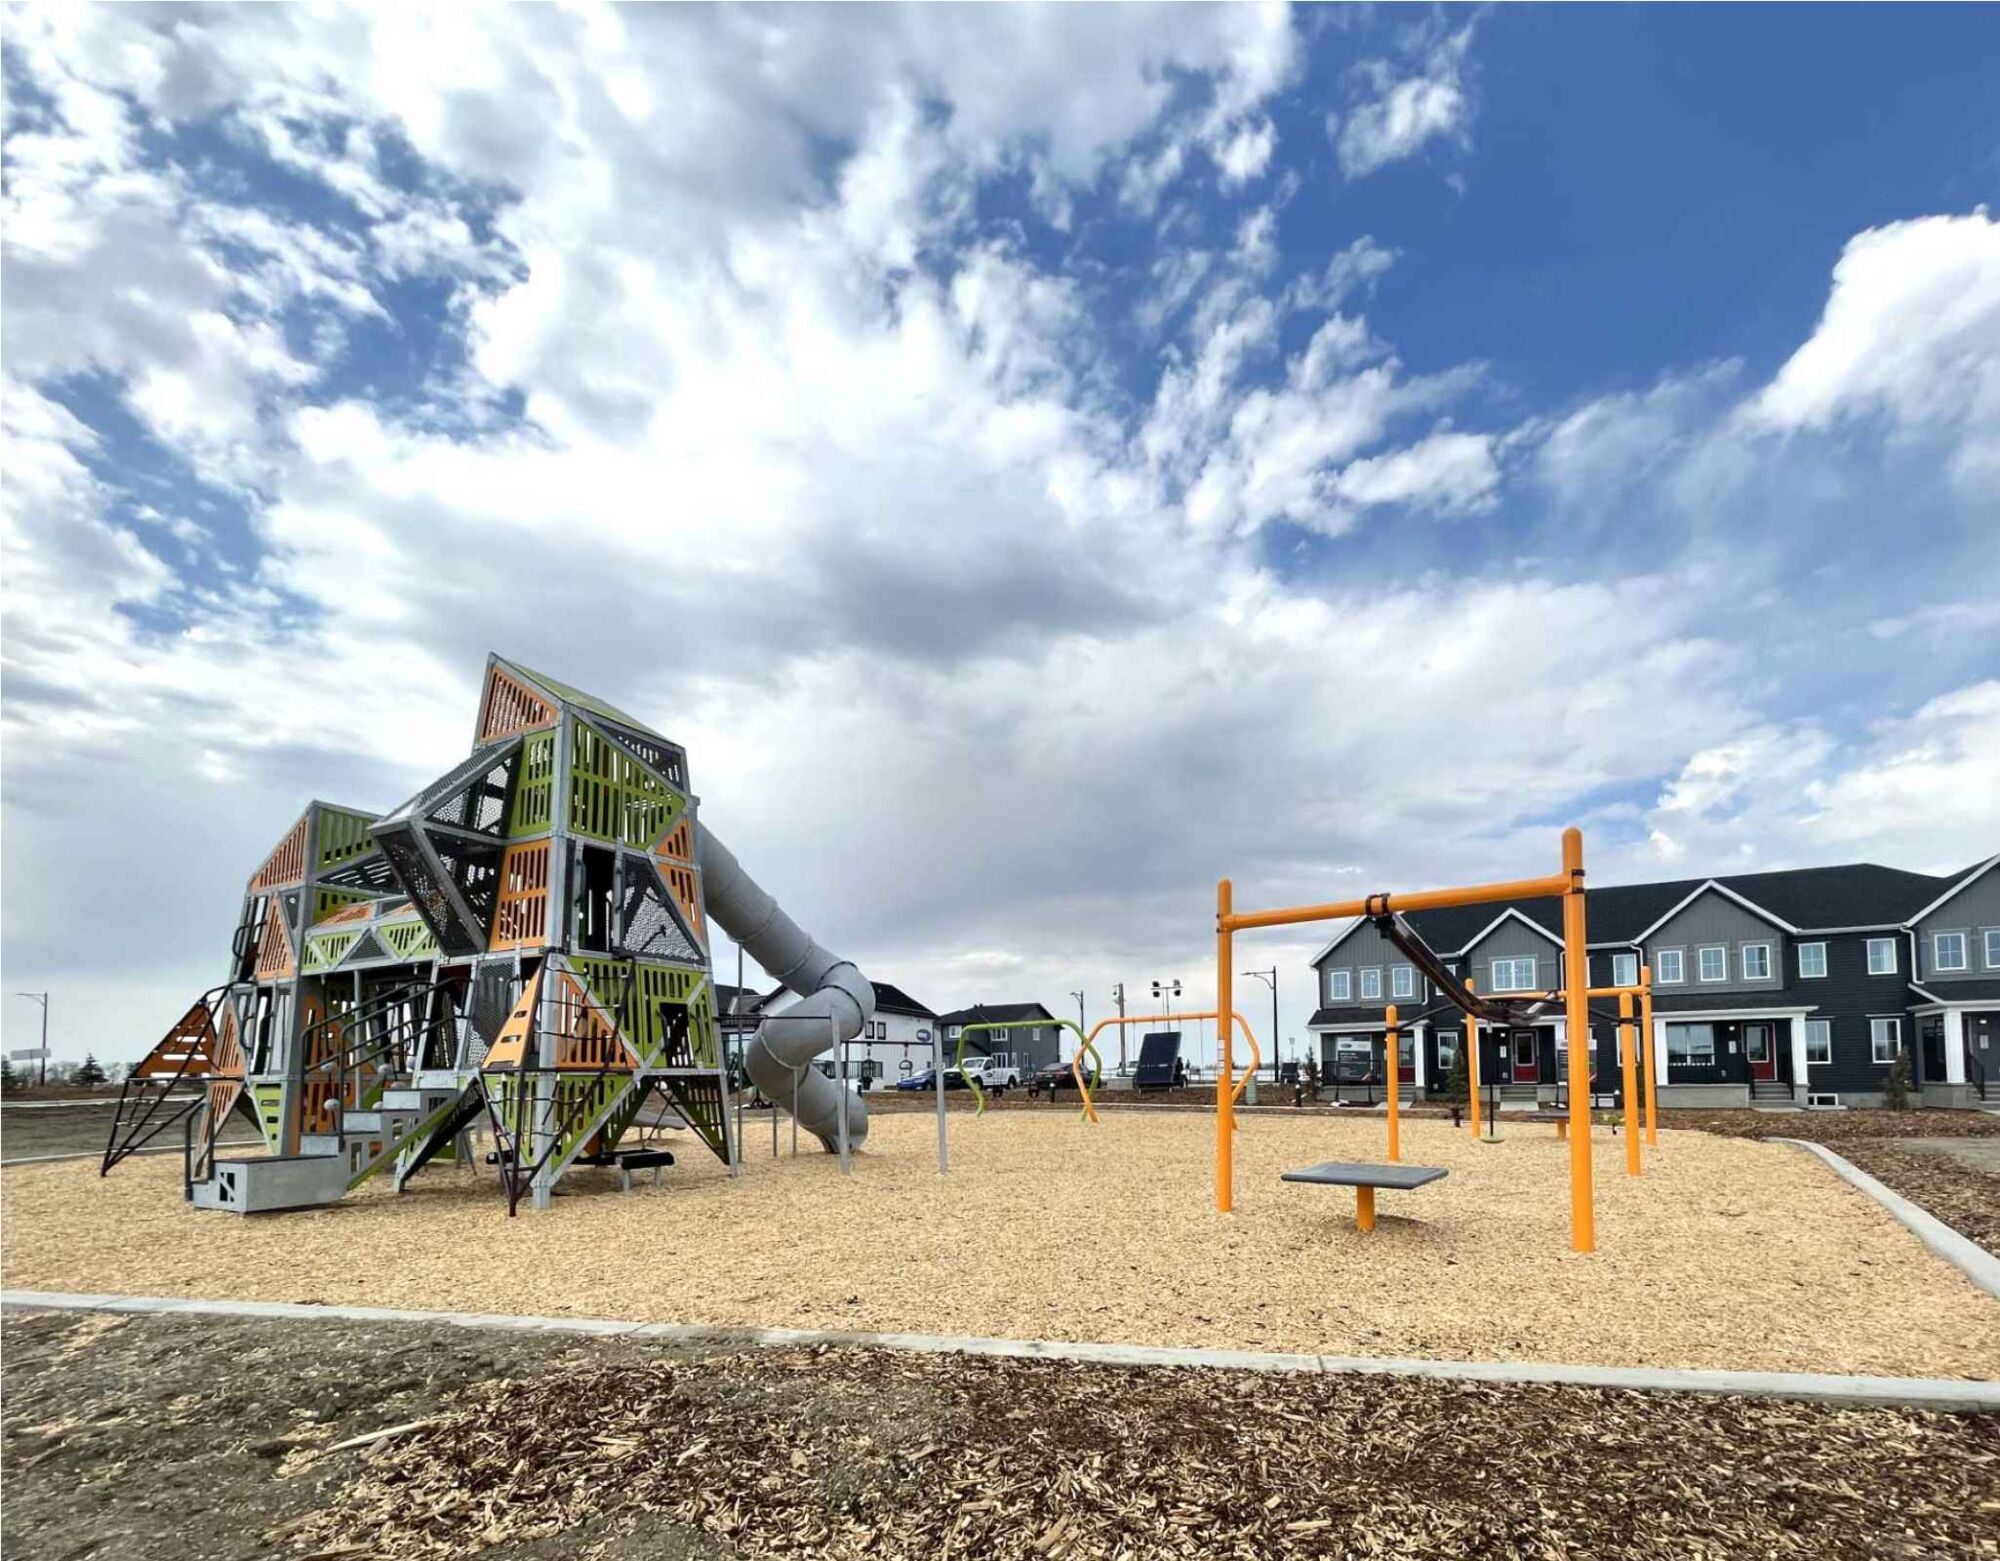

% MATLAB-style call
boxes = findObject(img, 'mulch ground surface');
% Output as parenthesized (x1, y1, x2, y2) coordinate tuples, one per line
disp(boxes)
(5, 1307, 1997, 1561)
(0, 1101, 262, 1163)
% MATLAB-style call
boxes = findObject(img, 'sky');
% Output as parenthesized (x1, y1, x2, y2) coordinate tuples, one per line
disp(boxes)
(3, 3, 1998, 1070)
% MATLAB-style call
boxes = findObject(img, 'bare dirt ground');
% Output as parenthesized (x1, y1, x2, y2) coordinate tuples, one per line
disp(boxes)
(5, 1306, 1996, 1561)
(1, 1102, 262, 1164)
(7, 1113, 1997, 1377)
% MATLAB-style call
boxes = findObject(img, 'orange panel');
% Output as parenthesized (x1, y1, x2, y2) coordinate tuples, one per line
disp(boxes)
(299, 994, 341, 1134)
(548, 969, 639, 1071)
(479, 666, 558, 742)
(132, 997, 223, 1079)
(654, 823, 705, 945)
(250, 815, 308, 891)
(254, 901, 295, 980)
(482, 970, 542, 1071)
(490, 841, 551, 952)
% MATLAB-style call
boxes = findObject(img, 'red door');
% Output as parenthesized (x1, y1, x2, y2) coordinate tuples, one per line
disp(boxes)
(1510, 1029, 1538, 1083)
(1397, 1032, 1416, 1084)
(1746, 1023, 1777, 1082)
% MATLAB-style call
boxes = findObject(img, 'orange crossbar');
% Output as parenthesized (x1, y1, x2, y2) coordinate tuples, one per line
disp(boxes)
(1075, 1010, 1262, 1122)
(1221, 871, 1572, 934)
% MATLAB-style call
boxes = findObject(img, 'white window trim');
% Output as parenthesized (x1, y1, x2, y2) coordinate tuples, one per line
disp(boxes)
(1391, 965, 1415, 999)
(1798, 941, 1827, 979)
(1740, 942, 1772, 981)
(1986, 929, 2000, 970)
(1654, 947, 1685, 985)
(1866, 937, 1898, 976)
(1328, 969, 1351, 1003)
(1359, 967, 1383, 1001)
(1804, 1019, 1832, 1066)
(1696, 944, 1728, 983)
(1870, 1017, 1901, 1064)
(1489, 956, 1538, 993)
(1611, 953, 1638, 988)
(1933, 931, 1970, 973)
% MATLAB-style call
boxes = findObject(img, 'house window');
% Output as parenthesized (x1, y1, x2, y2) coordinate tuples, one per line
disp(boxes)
(1870, 1018, 1901, 1064)
(1804, 1019, 1832, 1066)
(1611, 953, 1638, 988)
(1866, 938, 1897, 975)
(1359, 967, 1383, 1001)
(1697, 945, 1727, 982)
(1987, 929, 2000, 970)
(1654, 948, 1685, 985)
(1391, 965, 1415, 999)
(1489, 957, 1537, 992)
(1934, 932, 1969, 972)
(1327, 969, 1351, 1003)
(1798, 942, 1827, 979)
(1741, 944, 1771, 980)
(1666, 1023, 1715, 1066)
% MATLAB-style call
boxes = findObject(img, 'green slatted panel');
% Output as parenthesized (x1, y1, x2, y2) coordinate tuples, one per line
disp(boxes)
(380, 919, 437, 960)
(303, 929, 362, 973)
(317, 808, 377, 869)
(252, 1083, 285, 1151)
(569, 957, 714, 1067)
(313, 887, 375, 923)
(509, 730, 555, 837)
(567, 723, 685, 848)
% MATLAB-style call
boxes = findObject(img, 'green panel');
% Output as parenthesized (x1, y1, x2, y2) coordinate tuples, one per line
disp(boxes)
(508, 661, 663, 738)
(313, 887, 375, 924)
(252, 1084, 285, 1152)
(317, 809, 377, 870)
(303, 929, 362, 973)
(567, 724, 685, 848)
(509, 730, 556, 837)
(380, 919, 437, 960)
(570, 957, 715, 1067)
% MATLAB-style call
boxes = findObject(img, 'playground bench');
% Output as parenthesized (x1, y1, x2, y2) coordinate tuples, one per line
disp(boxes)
(613, 1148, 675, 1192)
(1279, 1161, 1447, 1232)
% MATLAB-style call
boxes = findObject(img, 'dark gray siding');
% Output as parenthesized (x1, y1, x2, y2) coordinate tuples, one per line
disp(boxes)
(1793, 932, 1913, 1096)
(1643, 888, 1786, 995)
(1914, 866, 2000, 984)
(1315, 920, 1428, 1007)
(1461, 916, 1564, 993)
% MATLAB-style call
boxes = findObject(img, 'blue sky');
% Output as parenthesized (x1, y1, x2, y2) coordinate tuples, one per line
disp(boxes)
(4, 4, 1997, 1064)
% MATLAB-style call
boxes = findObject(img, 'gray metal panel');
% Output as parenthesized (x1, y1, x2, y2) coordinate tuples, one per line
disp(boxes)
(1280, 1162, 1448, 1189)
(1916, 867, 2000, 983)
(1644, 889, 1784, 994)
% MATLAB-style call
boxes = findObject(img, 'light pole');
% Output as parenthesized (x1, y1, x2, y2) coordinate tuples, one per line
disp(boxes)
(1111, 982, 1127, 1070)
(14, 991, 49, 1086)
(1151, 977, 1182, 1067)
(1070, 989, 1085, 1034)
(1242, 967, 1277, 1080)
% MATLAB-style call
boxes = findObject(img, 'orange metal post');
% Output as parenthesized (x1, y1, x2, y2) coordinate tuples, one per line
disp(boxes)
(1355, 1186, 1376, 1233)
(1641, 966, 1658, 1148)
(1619, 990, 1641, 1177)
(1465, 977, 1481, 1139)
(1216, 879, 1235, 1213)
(1560, 828, 1595, 1252)
(1384, 1003, 1401, 1164)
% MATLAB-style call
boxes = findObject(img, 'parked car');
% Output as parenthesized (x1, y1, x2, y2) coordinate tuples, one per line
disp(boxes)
(896, 1068, 969, 1091)
(1028, 1061, 1080, 1093)
(963, 1053, 1021, 1094)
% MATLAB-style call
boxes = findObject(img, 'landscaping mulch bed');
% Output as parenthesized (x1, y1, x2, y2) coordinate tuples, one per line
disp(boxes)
(1834, 1139, 2000, 1256)
(6, 1307, 1997, 1561)
(1671, 1107, 2000, 1144)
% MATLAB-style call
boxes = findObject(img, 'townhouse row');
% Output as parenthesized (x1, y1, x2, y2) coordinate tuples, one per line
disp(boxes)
(1306, 853, 2000, 1109)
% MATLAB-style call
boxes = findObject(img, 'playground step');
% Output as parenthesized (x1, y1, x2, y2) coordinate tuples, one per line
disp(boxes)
(189, 1153, 347, 1214)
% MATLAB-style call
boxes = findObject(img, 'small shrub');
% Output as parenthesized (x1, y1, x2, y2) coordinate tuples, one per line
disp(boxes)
(1882, 1049, 1911, 1111)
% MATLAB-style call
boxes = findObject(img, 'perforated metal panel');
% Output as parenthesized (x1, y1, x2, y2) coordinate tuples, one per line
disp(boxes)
(425, 752, 516, 837)
(617, 870, 702, 963)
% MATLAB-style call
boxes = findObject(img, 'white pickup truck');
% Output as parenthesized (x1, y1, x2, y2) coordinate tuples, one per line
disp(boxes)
(964, 1052, 1022, 1094)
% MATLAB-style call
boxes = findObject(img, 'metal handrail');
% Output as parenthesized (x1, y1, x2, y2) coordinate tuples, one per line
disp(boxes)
(1970, 1050, 1989, 1102)
(102, 986, 231, 1176)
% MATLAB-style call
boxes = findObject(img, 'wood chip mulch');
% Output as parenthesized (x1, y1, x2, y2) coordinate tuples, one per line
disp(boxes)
(1831, 1139, 2000, 1256)
(290, 1348, 2000, 1561)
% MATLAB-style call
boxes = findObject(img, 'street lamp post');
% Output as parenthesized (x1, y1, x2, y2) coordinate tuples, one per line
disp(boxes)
(1070, 990, 1085, 1033)
(14, 991, 49, 1086)
(1111, 982, 1127, 1070)
(1150, 977, 1182, 1067)
(1242, 967, 1278, 1081)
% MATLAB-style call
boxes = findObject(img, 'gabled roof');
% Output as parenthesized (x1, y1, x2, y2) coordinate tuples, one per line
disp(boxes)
(1629, 878, 1797, 942)
(935, 1001, 1057, 1027)
(1907, 854, 2000, 926)
(1451, 905, 1566, 954)
(871, 981, 937, 1018)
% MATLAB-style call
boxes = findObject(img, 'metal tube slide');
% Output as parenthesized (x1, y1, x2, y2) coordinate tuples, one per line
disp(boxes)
(695, 826, 871, 1152)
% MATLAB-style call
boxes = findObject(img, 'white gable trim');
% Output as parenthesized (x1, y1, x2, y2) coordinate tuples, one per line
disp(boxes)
(1632, 879, 1796, 943)
(1449, 906, 1564, 956)
(1307, 917, 1367, 967)
(1905, 854, 2000, 927)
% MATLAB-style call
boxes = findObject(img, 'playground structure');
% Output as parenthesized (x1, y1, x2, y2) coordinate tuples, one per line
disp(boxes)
(1219, 828, 1643, 1252)
(101, 655, 874, 1214)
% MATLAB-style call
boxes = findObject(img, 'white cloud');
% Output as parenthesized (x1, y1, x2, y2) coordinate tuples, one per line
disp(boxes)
(1330, 25, 1475, 180)
(1745, 210, 2000, 489)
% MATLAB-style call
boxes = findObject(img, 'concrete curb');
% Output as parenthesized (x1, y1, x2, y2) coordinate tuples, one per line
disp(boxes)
(1777, 1137, 2000, 1300)
(5, 1290, 1994, 1412)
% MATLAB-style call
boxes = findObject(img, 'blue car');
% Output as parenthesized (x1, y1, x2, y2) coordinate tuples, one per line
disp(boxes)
(895, 1068, 968, 1091)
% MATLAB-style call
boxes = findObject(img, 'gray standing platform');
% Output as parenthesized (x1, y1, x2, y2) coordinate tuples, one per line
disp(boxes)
(1280, 1160, 1447, 1231)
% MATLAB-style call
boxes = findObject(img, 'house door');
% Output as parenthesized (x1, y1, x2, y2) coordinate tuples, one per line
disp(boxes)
(1745, 1023, 1777, 1082)
(1397, 1031, 1416, 1084)
(1510, 1029, 1538, 1084)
